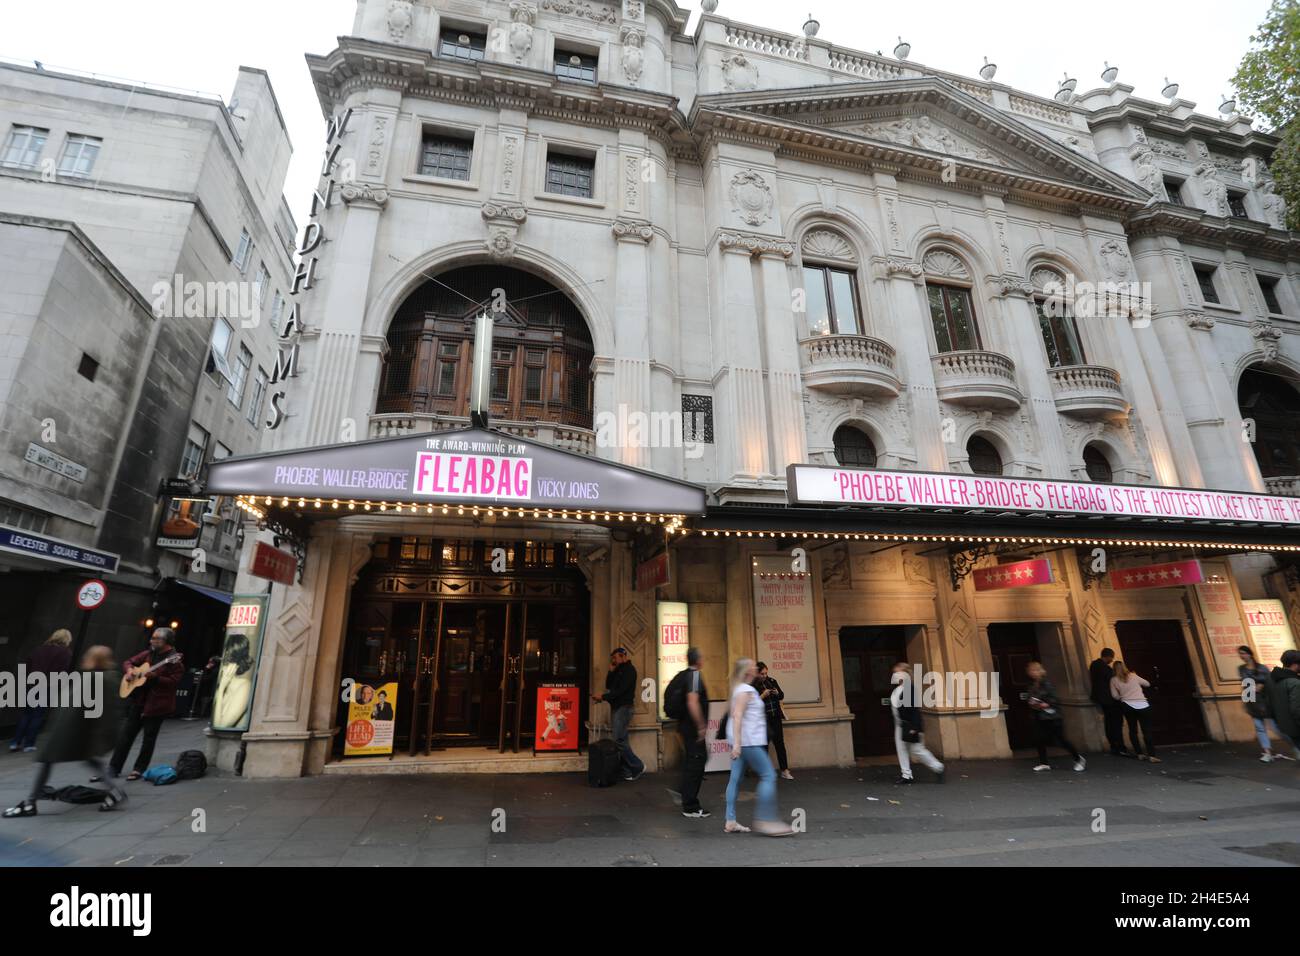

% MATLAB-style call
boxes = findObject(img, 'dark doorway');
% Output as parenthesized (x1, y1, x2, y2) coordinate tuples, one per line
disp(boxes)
(839, 626, 908, 757)
(1113, 620, 1207, 745)
(987, 623, 1040, 750)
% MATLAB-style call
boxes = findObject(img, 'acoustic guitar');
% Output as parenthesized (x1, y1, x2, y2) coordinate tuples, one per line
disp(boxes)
(119, 653, 182, 699)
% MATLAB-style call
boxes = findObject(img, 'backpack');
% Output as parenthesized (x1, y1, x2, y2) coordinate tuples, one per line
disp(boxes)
(175, 749, 208, 780)
(663, 669, 692, 720)
(45, 785, 112, 805)
(142, 765, 178, 786)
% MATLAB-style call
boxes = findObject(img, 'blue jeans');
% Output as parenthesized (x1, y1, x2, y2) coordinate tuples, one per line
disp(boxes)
(725, 745, 777, 823)
(11, 707, 47, 750)
(610, 704, 644, 775)
(1254, 716, 1300, 758)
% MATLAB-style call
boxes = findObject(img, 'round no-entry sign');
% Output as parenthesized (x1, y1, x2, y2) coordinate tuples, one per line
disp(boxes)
(77, 579, 108, 610)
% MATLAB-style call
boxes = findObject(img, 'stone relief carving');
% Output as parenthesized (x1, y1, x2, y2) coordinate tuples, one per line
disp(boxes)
(499, 136, 519, 194)
(623, 154, 640, 210)
(1257, 176, 1289, 229)
(1030, 266, 1064, 292)
(482, 201, 527, 261)
(1130, 144, 1165, 204)
(540, 0, 617, 23)
(612, 217, 653, 242)
(721, 53, 758, 92)
(1252, 321, 1283, 361)
(1193, 162, 1229, 217)
(718, 232, 794, 257)
(623, 0, 643, 20)
(621, 27, 645, 85)
(729, 170, 774, 227)
(884, 195, 902, 250)
(365, 113, 390, 177)
(1183, 310, 1215, 331)
(903, 550, 933, 584)
(482, 200, 528, 224)
(507, 2, 537, 64)
(884, 257, 923, 278)
(822, 543, 851, 588)
(387, 0, 414, 43)
(487, 227, 517, 261)
(923, 250, 969, 280)
(801, 229, 856, 262)
(1148, 137, 1186, 159)
(339, 182, 389, 207)
(1097, 239, 1132, 282)
(863, 115, 997, 163)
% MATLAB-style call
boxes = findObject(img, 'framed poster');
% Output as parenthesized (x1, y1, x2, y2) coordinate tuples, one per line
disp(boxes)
(1243, 599, 1297, 668)
(656, 601, 689, 721)
(534, 683, 580, 753)
(343, 681, 399, 756)
(705, 699, 731, 772)
(210, 595, 269, 732)
(751, 555, 820, 703)
(1193, 562, 1251, 682)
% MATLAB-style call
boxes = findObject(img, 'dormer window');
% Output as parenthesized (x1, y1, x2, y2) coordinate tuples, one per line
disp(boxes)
(440, 29, 486, 61)
(554, 48, 597, 83)
(1227, 191, 1249, 219)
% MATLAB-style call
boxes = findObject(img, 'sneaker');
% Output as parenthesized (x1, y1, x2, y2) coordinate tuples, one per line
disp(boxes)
(1260, 753, 1274, 763)
(779, 770, 794, 780)
(624, 768, 644, 782)
(1073, 756, 1087, 772)
(6, 744, 17, 752)
(895, 775, 914, 785)
(681, 809, 711, 819)
(1032, 764, 1051, 772)
(21, 747, 35, 753)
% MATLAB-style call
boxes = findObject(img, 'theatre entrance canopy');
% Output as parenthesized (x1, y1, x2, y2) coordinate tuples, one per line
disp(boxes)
(207, 427, 707, 530)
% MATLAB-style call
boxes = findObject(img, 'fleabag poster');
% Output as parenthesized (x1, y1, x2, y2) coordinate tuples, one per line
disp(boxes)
(534, 684, 580, 752)
(344, 681, 399, 756)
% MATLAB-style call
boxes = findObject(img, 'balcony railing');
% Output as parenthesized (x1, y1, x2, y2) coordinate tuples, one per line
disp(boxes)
(1264, 476, 1300, 498)
(1048, 365, 1129, 419)
(369, 413, 596, 456)
(799, 334, 901, 397)
(931, 350, 1022, 409)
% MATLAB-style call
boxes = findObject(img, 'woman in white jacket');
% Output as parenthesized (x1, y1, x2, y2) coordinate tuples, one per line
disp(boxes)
(1110, 661, 1160, 763)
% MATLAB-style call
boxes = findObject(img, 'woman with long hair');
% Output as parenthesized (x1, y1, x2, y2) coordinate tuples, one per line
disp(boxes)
(1110, 660, 1159, 763)
(9, 629, 72, 753)
(722, 657, 793, 837)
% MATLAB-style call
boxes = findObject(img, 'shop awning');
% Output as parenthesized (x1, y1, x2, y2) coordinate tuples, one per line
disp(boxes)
(207, 426, 707, 527)
(171, 579, 234, 605)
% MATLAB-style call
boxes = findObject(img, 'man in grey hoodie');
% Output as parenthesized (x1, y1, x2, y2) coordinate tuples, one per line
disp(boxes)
(1265, 649, 1300, 761)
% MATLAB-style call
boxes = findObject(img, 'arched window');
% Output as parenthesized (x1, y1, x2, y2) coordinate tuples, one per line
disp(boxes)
(833, 425, 877, 467)
(1083, 443, 1113, 483)
(377, 266, 594, 428)
(923, 250, 981, 352)
(800, 229, 861, 336)
(1238, 366, 1300, 477)
(967, 435, 1002, 476)
(1031, 267, 1086, 367)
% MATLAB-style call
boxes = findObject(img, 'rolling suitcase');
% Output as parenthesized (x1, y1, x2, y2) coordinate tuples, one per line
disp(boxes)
(588, 738, 621, 787)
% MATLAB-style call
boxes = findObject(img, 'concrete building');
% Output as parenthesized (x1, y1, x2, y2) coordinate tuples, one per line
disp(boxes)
(0, 61, 297, 721)
(207, 1, 1299, 777)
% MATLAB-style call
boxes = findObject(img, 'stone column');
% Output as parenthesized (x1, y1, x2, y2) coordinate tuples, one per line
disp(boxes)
(877, 261, 947, 471)
(713, 235, 776, 482)
(757, 248, 808, 474)
(611, 218, 654, 469)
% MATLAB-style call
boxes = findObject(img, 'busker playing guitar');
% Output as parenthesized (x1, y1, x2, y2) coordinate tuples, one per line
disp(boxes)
(97, 627, 184, 782)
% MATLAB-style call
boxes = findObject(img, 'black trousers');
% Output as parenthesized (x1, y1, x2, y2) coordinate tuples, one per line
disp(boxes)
(1033, 719, 1080, 762)
(1122, 703, 1155, 756)
(767, 716, 789, 771)
(110, 707, 164, 775)
(677, 726, 706, 813)
(1099, 703, 1126, 753)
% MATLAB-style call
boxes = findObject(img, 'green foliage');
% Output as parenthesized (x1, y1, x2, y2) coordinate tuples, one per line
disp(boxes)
(1233, 0, 1300, 229)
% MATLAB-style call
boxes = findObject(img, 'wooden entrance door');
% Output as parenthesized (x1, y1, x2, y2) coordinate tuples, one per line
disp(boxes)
(839, 626, 908, 757)
(1113, 620, 1207, 745)
(987, 623, 1040, 751)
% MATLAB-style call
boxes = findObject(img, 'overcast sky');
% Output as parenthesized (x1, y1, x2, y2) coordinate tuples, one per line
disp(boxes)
(1, 0, 1273, 229)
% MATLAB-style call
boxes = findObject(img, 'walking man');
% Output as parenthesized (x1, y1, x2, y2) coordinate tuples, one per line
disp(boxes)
(673, 648, 709, 819)
(1266, 649, 1300, 761)
(1088, 648, 1128, 757)
(592, 646, 644, 781)
(890, 662, 945, 784)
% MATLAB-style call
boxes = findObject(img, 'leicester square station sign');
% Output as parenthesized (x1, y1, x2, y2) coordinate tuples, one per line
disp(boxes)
(786, 464, 1300, 527)
(206, 427, 707, 516)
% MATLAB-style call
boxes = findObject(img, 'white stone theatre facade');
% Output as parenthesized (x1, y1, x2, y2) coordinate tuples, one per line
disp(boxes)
(206, 0, 1300, 777)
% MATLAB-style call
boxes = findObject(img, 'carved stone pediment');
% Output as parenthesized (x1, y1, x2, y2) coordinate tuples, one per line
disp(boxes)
(859, 114, 1001, 164)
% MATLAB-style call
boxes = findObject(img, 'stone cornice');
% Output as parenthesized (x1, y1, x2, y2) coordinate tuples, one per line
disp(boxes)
(1124, 204, 1298, 260)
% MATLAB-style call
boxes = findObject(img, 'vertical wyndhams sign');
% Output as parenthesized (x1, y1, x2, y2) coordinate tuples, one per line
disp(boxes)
(751, 555, 820, 703)
(267, 108, 353, 430)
